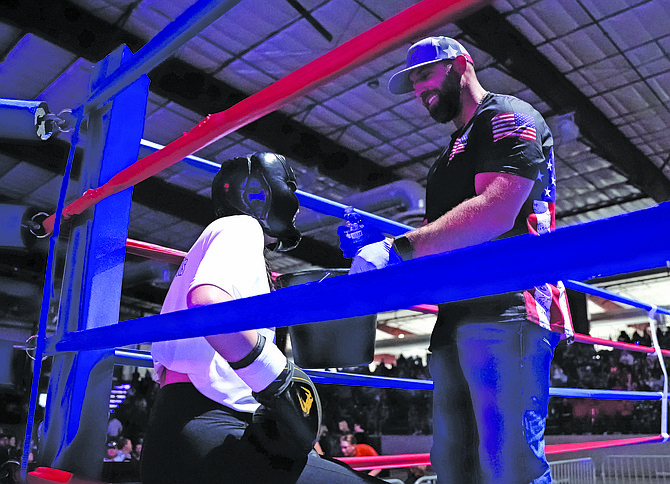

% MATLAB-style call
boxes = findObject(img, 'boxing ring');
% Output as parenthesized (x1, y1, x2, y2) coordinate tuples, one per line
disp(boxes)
(10, 0, 670, 481)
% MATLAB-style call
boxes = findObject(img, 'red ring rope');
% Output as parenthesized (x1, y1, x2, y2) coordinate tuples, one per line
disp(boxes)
(42, 0, 488, 234)
(26, 435, 670, 481)
(337, 435, 669, 471)
(126, 237, 670, 357)
(126, 238, 187, 265)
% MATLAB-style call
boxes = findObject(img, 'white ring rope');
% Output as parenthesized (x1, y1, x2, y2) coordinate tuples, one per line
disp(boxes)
(648, 304, 669, 440)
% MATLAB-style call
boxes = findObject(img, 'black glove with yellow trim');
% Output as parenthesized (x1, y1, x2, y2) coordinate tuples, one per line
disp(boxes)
(250, 360, 322, 458)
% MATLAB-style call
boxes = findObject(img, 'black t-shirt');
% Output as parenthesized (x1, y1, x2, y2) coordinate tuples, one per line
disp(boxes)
(426, 92, 555, 237)
(427, 93, 557, 348)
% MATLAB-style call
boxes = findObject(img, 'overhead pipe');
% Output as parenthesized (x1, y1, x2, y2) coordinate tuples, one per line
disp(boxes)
(139, 138, 422, 235)
(0, 99, 53, 141)
(296, 180, 425, 235)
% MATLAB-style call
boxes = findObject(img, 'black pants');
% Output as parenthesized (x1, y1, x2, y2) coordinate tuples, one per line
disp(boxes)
(141, 383, 383, 484)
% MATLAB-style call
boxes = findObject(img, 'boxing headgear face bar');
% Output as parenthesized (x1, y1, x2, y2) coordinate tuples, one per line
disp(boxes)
(212, 152, 301, 251)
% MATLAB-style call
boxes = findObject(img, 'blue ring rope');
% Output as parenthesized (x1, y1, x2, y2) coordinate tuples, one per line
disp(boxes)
(565, 279, 670, 316)
(111, 349, 666, 401)
(137, 141, 670, 317)
(305, 370, 666, 401)
(139, 139, 415, 235)
(46, 201, 670, 355)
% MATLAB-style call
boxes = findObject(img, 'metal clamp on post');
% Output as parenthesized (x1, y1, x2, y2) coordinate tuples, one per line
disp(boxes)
(43, 109, 76, 133)
(0, 98, 54, 141)
(0, 205, 50, 250)
(24, 211, 50, 239)
(14, 335, 39, 361)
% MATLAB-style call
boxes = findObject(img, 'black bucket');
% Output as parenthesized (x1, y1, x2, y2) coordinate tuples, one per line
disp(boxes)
(277, 269, 376, 369)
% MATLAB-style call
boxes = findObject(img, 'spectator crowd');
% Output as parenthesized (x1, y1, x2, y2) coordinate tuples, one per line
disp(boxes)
(90, 327, 670, 459)
(95, 326, 670, 457)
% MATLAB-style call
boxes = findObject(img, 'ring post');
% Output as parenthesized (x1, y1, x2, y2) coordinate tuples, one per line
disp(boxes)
(38, 45, 149, 480)
(84, 0, 243, 113)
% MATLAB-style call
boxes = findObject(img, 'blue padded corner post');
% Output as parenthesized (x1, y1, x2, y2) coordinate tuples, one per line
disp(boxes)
(38, 45, 149, 480)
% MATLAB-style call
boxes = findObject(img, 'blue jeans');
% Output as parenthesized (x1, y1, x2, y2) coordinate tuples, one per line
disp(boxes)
(429, 320, 560, 484)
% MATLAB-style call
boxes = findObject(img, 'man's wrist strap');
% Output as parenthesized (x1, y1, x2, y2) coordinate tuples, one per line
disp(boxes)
(392, 235, 414, 261)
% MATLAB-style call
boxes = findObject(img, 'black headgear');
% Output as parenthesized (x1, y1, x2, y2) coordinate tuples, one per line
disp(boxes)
(212, 152, 301, 251)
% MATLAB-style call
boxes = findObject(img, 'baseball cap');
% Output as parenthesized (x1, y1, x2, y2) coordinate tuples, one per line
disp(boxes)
(388, 37, 473, 94)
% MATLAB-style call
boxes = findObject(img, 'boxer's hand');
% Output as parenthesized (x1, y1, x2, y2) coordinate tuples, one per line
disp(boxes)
(231, 334, 321, 458)
(251, 360, 322, 457)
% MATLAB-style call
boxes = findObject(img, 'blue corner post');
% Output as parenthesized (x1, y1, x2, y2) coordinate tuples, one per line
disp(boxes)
(38, 45, 149, 479)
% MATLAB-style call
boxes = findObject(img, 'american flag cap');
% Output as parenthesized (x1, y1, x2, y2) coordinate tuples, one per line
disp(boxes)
(388, 37, 474, 95)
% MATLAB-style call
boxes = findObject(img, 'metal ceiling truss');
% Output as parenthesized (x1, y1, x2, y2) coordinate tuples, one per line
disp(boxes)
(1, 0, 397, 190)
(3, 0, 668, 271)
(457, 6, 670, 203)
(0, 0, 396, 268)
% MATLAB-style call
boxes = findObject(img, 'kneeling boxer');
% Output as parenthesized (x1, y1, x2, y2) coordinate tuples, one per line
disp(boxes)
(142, 153, 385, 484)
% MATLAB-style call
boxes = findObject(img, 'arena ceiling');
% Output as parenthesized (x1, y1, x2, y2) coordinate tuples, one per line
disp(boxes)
(0, 0, 669, 356)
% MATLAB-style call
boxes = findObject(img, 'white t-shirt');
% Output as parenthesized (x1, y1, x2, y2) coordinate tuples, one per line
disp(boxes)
(152, 215, 273, 413)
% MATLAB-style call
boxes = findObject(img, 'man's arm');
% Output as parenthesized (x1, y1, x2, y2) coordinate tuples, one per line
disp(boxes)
(404, 172, 534, 258)
(188, 284, 259, 363)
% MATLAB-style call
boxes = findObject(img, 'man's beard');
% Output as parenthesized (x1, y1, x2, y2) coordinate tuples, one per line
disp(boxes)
(424, 69, 461, 124)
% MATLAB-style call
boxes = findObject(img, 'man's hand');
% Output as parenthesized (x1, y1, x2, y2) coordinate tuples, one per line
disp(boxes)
(350, 238, 402, 274)
(337, 224, 385, 259)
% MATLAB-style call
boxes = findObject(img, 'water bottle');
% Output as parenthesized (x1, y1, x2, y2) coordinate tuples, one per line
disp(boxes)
(340, 206, 366, 258)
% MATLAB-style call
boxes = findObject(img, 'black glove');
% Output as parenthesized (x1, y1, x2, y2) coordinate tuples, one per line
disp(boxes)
(250, 360, 322, 458)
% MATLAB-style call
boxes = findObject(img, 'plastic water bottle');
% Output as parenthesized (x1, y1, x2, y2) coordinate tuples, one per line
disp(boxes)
(340, 206, 366, 257)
